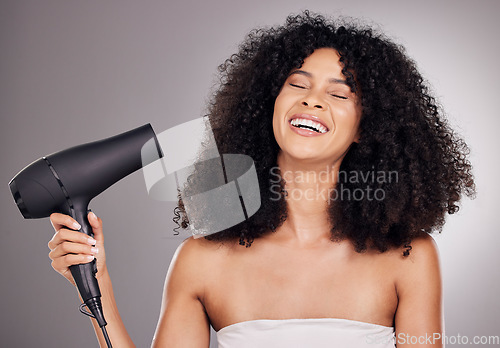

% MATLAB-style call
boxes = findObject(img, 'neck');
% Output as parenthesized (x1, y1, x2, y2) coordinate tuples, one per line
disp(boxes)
(272, 153, 341, 247)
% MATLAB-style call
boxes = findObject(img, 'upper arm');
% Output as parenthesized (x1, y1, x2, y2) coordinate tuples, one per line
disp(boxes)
(152, 237, 211, 348)
(394, 235, 443, 347)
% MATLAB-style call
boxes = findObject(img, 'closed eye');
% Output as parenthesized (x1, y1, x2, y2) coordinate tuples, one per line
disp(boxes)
(289, 83, 306, 89)
(330, 94, 348, 100)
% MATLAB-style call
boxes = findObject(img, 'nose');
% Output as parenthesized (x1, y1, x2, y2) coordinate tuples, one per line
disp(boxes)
(301, 91, 326, 110)
(301, 100, 324, 109)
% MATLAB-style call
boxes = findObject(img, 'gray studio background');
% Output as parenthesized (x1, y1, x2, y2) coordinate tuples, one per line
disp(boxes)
(1, 0, 499, 347)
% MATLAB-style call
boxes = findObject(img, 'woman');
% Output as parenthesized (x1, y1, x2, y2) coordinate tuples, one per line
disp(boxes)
(48, 12, 475, 347)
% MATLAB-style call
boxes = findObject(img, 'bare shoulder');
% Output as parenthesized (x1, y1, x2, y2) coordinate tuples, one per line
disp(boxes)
(168, 236, 237, 285)
(369, 234, 440, 269)
(391, 234, 442, 293)
(175, 235, 237, 261)
(408, 234, 439, 257)
(175, 235, 221, 259)
(397, 234, 440, 268)
(170, 236, 225, 272)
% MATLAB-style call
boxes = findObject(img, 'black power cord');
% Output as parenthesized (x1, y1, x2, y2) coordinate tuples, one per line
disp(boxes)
(79, 303, 113, 348)
(101, 326, 113, 348)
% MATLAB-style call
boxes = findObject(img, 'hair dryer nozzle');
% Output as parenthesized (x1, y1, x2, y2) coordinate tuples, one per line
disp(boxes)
(9, 158, 69, 219)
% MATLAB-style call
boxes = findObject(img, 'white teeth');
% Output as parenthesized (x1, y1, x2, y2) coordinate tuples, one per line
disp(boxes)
(290, 118, 327, 134)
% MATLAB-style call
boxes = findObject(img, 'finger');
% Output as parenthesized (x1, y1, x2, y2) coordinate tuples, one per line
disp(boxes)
(50, 213, 81, 232)
(49, 241, 98, 260)
(51, 254, 95, 272)
(87, 211, 104, 242)
(48, 228, 96, 250)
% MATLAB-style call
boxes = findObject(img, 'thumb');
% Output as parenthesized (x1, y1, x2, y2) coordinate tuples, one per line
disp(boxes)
(87, 211, 104, 242)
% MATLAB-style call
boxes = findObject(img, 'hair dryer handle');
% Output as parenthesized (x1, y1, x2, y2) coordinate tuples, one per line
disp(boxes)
(68, 206, 107, 327)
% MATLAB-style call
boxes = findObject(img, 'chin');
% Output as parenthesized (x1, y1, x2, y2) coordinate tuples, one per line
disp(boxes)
(280, 148, 329, 165)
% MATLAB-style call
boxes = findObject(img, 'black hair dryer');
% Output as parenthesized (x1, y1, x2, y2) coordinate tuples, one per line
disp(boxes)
(8, 124, 163, 342)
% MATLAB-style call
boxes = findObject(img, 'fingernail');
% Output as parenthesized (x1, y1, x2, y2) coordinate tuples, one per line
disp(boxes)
(88, 237, 97, 245)
(91, 247, 98, 254)
(90, 212, 97, 220)
(86, 255, 95, 261)
(73, 222, 81, 230)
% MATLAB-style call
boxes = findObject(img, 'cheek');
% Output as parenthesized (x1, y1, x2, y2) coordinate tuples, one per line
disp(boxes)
(336, 104, 362, 129)
(272, 95, 290, 148)
(272, 112, 282, 146)
(272, 95, 285, 130)
(273, 92, 297, 122)
(273, 93, 286, 116)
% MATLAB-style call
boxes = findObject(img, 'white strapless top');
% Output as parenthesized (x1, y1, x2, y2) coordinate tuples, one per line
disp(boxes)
(216, 318, 395, 348)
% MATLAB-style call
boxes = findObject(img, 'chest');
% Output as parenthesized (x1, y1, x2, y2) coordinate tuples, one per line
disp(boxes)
(204, 245, 398, 331)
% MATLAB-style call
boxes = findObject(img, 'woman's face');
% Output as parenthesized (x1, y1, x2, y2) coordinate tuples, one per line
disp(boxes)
(272, 48, 362, 167)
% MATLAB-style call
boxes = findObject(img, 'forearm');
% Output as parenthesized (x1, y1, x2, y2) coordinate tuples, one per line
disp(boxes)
(81, 269, 135, 348)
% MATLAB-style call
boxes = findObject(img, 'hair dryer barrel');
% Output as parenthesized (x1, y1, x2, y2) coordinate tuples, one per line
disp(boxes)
(47, 124, 163, 199)
(9, 123, 163, 219)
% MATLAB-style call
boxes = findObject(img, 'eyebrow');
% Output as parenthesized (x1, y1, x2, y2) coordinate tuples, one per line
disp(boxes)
(289, 70, 349, 85)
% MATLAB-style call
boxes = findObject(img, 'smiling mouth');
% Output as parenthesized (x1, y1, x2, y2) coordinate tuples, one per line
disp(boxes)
(289, 118, 329, 134)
